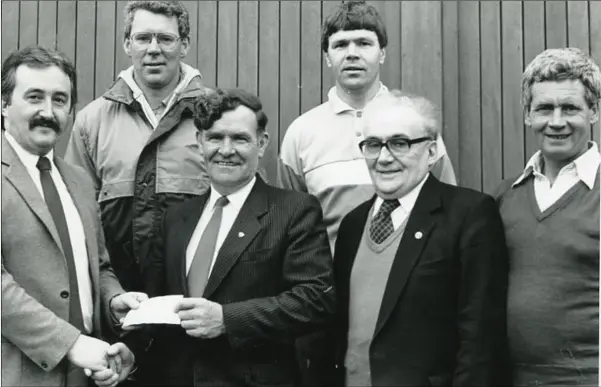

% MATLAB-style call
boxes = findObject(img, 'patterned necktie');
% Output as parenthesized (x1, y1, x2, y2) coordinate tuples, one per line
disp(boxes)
(187, 196, 230, 297)
(36, 156, 84, 330)
(369, 199, 400, 244)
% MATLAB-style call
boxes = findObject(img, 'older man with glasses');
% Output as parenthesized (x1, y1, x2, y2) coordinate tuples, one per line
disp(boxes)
(64, 1, 210, 385)
(328, 90, 510, 387)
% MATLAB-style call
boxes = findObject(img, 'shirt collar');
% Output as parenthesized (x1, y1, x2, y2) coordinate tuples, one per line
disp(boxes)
(373, 172, 429, 217)
(4, 131, 54, 170)
(207, 176, 257, 212)
(327, 82, 389, 114)
(513, 141, 600, 189)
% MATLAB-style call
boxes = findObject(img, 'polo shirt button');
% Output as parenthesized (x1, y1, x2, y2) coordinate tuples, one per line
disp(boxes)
(60, 290, 69, 299)
(41, 361, 48, 369)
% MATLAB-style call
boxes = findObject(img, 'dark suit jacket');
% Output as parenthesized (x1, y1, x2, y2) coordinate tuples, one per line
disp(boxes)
(331, 175, 509, 387)
(1, 135, 124, 387)
(142, 177, 335, 387)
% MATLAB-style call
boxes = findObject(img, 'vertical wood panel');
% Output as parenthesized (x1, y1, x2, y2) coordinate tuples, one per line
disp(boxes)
(321, 1, 339, 102)
(442, 1, 460, 171)
(380, 1, 401, 89)
(38, 1, 57, 49)
(2, 1, 20, 61)
(217, 1, 238, 88)
(55, 1, 77, 156)
(279, 1, 301, 143)
(401, 2, 443, 110)
(19, 1, 38, 47)
(258, 2, 280, 182)
(591, 1, 601, 144)
(238, 1, 259, 94)
(76, 1, 97, 110)
(197, 1, 218, 88)
(523, 1, 545, 160)
(300, 0, 323, 114)
(480, 1, 503, 194)
(182, 1, 199, 70)
(567, 1, 590, 52)
(458, 1, 481, 190)
(502, 1, 524, 178)
(115, 1, 129, 77)
(95, 1, 116, 96)
(545, 1, 567, 49)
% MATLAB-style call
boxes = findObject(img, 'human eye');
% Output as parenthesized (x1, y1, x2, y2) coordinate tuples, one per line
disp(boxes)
(388, 138, 409, 152)
(158, 33, 177, 45)
(562, 104, 580, 114)
(533, 104, 553, 113)
(26, 94, 43, 103)
(133, 33, 152, 44)
(53, 95, 68, 106)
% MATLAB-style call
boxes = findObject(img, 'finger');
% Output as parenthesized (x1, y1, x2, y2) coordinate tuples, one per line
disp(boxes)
(90, 368, 115, 382)
(133, 292, 149, 303)
(176, 297, 205, 311)
(108, 355, 122, 376)
(180, 320, 200, 330)
(84, 369, 92, 377)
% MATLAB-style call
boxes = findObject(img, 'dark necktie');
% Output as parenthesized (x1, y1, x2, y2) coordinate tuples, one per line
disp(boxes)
(36, 157, 84, 331)
(187, 196, 229, 297)
(369, 199, 400, 244)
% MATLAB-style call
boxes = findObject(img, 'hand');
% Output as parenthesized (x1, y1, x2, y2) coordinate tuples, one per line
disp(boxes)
(85, 343, 135, 387)
(176, 297, 225, 339)
(110, 292, 148, 324)
(66, 334, 110, 371)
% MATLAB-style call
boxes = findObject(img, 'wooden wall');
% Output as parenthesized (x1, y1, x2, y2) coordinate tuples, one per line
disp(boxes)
(2, 1, 600, 192)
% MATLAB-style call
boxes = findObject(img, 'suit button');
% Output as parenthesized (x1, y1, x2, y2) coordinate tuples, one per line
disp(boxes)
(60, 291, 70, 299)
(41, 361, 48, 369)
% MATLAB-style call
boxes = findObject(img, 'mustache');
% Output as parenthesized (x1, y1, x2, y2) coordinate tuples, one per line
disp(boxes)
(29, 116, 60, 133)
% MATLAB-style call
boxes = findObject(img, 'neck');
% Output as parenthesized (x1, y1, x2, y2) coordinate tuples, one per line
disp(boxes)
(133, 70, 181, 107)
(335, 78, 381, 110)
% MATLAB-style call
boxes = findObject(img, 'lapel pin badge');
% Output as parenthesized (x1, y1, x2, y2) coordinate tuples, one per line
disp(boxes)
(238, 232, 245, 238)
(414, 231, 423, 240)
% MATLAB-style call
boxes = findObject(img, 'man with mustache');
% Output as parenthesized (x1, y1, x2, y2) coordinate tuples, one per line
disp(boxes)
(1, 46, 146, 387)
(143, 88, 335, 386)
(331, 91, 509, 386)
(495, 47, 600, 386)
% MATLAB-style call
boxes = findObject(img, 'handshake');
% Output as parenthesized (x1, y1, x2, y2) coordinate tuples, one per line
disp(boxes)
(67, 291, 149, 387)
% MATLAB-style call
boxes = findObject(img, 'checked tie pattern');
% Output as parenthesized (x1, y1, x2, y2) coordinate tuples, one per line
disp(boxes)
(369, 199, 400, 244)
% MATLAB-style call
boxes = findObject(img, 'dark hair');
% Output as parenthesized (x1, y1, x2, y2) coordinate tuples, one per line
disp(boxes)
(321, 0, 388, 52)
(194, 88, 268, 134)
(124, 1, 190, 40)
(1, 45, 77, 110)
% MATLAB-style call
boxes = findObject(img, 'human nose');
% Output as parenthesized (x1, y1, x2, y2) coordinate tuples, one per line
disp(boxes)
(218, 138, 235, 155)
(345, 42, 359, 58)
(38, 98, 54, 118)
(377, 143, 395, 163)
(549, 107, 566, 129)
(147, 35, 161, 52)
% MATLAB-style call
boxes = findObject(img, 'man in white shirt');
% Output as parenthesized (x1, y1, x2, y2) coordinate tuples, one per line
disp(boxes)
(144, 88, 335, 386)
(331, 91, 509, 386)
(1, 46, 146, 387)
(495, 47, 600, 386)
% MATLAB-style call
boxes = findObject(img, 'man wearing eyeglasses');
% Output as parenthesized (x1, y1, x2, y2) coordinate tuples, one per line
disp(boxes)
(65, 0, 207, 301)
(64, 1, 209, 384)
(329, 90, 509, 386)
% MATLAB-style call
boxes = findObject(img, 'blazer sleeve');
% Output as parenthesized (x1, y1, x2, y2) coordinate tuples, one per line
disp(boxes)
(453, 195, 510, 386)
(221, 195, 335, 347)
(1, 258, 81, 371)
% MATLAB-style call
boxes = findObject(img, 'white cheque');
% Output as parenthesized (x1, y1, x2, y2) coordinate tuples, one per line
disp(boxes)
(121, 295, 183, 328)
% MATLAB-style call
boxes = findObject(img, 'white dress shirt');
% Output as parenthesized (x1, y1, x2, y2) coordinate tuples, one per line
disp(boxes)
(185, 177, 257, 276)
(5, 132, 94, 333)
(513, 142, 600, 212)
(372, 173, 429, 230)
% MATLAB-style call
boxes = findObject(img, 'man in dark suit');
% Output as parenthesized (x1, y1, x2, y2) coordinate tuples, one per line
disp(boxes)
(330, 90, 509, 386)
(144, 88, 335, 386)
(1, 46, 146, 387)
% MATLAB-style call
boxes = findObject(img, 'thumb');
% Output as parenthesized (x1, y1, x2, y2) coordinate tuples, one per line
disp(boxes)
(106, 343, 124, 357)
(84, 368, 92, 377)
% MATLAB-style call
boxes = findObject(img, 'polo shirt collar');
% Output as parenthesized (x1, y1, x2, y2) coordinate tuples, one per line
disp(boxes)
(327, 82, 389, 114)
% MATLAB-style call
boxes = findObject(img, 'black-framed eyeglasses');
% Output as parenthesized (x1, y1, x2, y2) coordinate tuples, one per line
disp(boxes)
(358, 136, 432, 159)
(130, 32, 181, 51)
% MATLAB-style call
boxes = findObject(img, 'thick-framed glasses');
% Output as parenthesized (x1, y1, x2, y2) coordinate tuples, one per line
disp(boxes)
(358, 136, 432, 159)
(129, 32, 181, 51)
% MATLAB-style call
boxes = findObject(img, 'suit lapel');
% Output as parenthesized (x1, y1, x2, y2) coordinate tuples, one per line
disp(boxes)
(1, 136, 64, 255)
(175, 195, 209, 296)
(203, 178, 269, 299)
(374, 175, 443, 337)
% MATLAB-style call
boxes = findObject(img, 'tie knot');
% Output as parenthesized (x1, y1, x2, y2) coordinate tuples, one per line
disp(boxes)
(377, 199, 400, 217)
(36, 156, 52, 172)
(215, 196, 229, 208)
